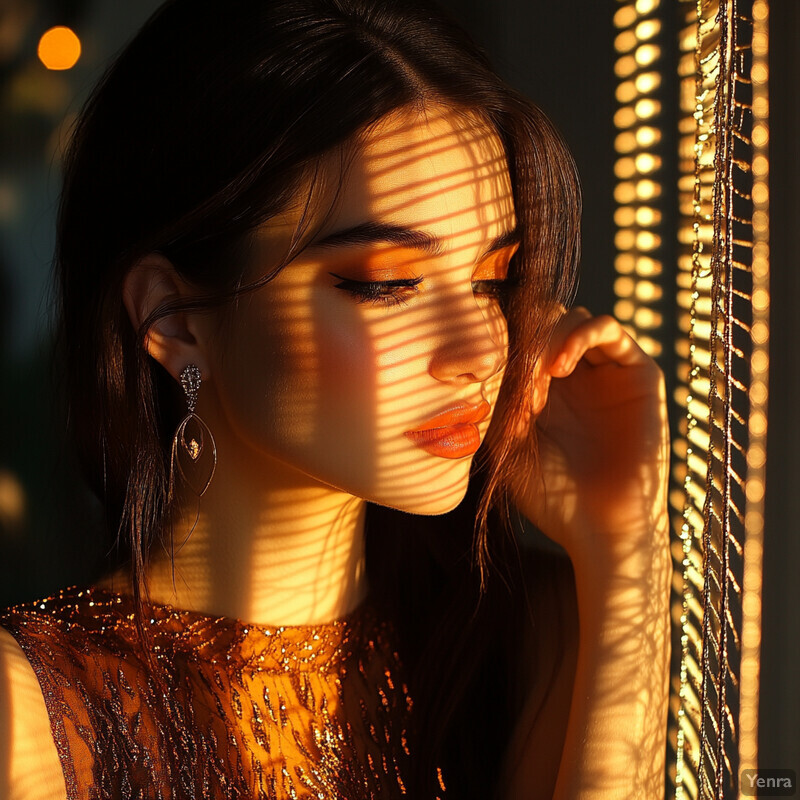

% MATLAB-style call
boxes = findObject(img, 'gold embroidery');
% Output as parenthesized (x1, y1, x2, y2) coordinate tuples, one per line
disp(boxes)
(2, 586, 445, 799)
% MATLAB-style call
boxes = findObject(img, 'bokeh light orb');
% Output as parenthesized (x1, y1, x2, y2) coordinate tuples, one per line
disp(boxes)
(38, 26, 81, 71)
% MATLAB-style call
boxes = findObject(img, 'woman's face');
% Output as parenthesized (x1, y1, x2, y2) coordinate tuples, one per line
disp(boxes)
(204, 104, 519, 514)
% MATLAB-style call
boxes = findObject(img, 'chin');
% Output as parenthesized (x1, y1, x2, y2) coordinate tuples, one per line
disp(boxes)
(371, 473, 471, 516)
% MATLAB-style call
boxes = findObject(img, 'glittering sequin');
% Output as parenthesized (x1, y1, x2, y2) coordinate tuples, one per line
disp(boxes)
(1, 586, 446, 799)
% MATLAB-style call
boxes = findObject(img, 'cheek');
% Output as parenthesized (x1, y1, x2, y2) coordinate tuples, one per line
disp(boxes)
(208, 286, 317, 451)
(209, 284, 508, 513)
(213, 287, 383, 473)
(487, 304, 509, 396)
(362, 312, 438, 435)
(314, 300, 381, 448)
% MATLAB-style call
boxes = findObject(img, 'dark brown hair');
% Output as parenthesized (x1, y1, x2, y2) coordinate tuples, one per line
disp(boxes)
(55, 0, 580, 794)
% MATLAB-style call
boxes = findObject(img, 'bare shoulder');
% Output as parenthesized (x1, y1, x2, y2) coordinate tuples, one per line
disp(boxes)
(499, 536, 580, 800)
(0, 627, 67, 800)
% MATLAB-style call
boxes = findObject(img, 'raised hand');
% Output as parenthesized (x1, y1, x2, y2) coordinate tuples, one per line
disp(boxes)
(512, 306, 670, 570)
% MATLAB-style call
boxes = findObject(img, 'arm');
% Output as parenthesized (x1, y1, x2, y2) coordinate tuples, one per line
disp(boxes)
(0, 628, 67, 800)
(506, 308, 672, 799)
(550, 524, 671, 799)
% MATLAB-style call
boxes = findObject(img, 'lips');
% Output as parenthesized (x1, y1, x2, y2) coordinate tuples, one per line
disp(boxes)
(403, 400, 491, 459)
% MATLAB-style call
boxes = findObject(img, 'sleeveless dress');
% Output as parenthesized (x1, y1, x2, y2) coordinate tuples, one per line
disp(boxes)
(1, 586, 447, 799)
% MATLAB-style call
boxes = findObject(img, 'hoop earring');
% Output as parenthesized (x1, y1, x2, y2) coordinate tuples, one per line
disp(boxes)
(170, 364, 217, 497)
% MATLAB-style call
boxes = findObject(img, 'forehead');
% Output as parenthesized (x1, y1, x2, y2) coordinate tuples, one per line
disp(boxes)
(329, 104, 515, 247)
(246, 105, 516, 270)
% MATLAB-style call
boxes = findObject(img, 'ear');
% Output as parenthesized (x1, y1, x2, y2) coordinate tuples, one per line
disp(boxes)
(122, 254, 212, 382)
(527, 302, 569, 418)
(513, 357, 553, 439)
(530, 357, 552, 418)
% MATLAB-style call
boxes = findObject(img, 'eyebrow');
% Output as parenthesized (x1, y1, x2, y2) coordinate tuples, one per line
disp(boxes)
(309, 220, 521, 259)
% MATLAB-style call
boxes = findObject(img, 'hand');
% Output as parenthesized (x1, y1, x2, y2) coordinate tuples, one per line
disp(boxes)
(511, 307, 670, 570)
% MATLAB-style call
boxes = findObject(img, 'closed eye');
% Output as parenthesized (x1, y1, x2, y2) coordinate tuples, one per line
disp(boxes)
(330, 273, 423, 307)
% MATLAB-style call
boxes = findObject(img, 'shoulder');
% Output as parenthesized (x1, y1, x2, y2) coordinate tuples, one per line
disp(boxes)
(0, 626, 67, 800)
(0, 586, 126, 800)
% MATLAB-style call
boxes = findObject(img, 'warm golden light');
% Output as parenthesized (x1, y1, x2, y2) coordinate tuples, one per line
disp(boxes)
(635, 71, 661, 93)
(613, 0, 665, 370)
(37, 26, 81, 70)
(635, 256, 661, 277)
(615, 30, 638, 53)
(748, 443, 766, 470)
(615, 229, 637, 250)
(750, 408, 768, 434)
(636, 126, 661, 146)
(635, 19, 662, 40)
(615, 157, 637, 179)
(636, 206, 661, 226)
(614, 299, 635, 321)
(615, 131, 638, 153)
(751, 382, 768, 405)
(0, 469, 27, 531)
(635, 98, 661, 118)
(635, 44, 660, 66)
(615, 207, 636, 227)
(635, 280, 662, 302)
(671, 0, 771, 794)
(615, 55, 638, 78)
(614, 276, 635, 297)
(637, 334, 662, 358)
(614, 107, 638, 129)
(616, 80, 638, 103)
(752, 320, 768, 344)
(614, 5, 637, 29)
(636, 230, 661, 250)
(635, 0, 660, 14)
(635, 152, 661, 172)
(745, 480, 765, 503)
(633, 307, 662, 329)
(636, 179, 660, 199)
(614, 182, 637, 204)
(615, 254, 636, 274)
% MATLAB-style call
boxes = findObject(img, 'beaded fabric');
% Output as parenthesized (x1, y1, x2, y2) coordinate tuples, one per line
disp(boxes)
(0, 586, 447, 799)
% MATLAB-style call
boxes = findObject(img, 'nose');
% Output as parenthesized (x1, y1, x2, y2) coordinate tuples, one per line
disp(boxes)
(428, 293, 507, 385)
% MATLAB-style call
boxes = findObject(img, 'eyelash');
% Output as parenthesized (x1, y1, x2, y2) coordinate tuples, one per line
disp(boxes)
(331, 274, 423, 307)
(330, 274, 515, 308)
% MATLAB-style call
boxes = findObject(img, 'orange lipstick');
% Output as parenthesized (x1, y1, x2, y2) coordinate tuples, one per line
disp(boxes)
(404, 400, 491, 459)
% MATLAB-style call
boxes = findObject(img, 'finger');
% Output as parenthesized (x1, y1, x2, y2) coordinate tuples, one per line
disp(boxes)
(544, 306, 593, 368)
(552, 315, 648, 373)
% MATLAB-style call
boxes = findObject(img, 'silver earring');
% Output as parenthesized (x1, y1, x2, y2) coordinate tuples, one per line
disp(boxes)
(170, 364, 217, 497)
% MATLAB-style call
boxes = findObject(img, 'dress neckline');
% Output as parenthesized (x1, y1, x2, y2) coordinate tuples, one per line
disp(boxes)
(29, 585, 381, 673)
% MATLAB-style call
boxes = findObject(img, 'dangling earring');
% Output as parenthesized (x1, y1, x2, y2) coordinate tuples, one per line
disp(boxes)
(170, 364, 217, 497)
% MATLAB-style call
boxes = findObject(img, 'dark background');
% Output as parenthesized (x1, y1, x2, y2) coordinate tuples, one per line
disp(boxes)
(0, 0, 796, 782)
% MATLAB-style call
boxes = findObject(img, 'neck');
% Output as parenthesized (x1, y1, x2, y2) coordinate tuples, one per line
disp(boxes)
(101, 453, 369, 627)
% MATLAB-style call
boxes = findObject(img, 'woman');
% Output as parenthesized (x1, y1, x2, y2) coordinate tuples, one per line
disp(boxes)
(0, 0, 671, 797)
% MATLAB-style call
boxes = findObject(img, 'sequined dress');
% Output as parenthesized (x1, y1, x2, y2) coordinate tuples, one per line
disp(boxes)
(1, 586, 446, 799)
